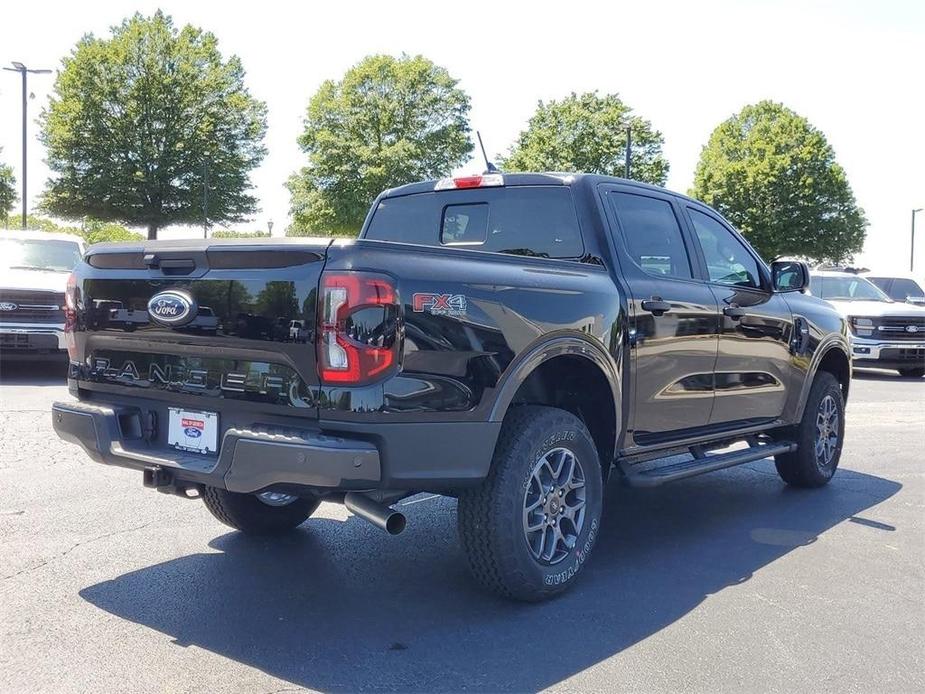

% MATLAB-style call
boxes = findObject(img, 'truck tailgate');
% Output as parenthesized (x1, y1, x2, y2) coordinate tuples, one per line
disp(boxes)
(69, 239, 331, 415)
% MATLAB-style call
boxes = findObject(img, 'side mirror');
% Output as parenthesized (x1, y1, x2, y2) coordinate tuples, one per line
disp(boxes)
(771, 260, 810, 293)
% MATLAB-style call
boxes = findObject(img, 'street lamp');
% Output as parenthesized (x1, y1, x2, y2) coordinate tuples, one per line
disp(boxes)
(3, 62, 51, 230)
(913, 208, 924, 273)
(267, 219, 274, 237)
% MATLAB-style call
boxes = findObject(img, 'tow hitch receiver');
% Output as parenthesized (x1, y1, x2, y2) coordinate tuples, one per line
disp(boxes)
(143, 466, 171, 489)
(142, 466, 201, 498)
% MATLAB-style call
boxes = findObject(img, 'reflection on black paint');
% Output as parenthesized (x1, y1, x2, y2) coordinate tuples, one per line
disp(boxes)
(78, 350, 314, 408)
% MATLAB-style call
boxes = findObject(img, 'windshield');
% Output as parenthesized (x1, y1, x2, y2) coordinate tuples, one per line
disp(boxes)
(811, 275, 891, 302)
(0, 238, 82, 272)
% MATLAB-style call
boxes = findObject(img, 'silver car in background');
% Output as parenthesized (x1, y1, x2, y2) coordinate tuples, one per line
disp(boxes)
(863, 273, 925, 307)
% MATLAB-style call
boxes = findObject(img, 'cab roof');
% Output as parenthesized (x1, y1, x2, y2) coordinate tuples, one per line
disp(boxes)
(381, 172, 700, 205)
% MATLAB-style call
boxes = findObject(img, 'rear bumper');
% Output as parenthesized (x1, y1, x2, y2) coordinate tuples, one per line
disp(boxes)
(52, 399, 499, 493)
(0, 322, 66, 356)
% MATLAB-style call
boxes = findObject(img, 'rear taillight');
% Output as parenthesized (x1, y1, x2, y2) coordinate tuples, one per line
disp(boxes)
(64, 272, 79, 360)
(317, 272, 400, 384)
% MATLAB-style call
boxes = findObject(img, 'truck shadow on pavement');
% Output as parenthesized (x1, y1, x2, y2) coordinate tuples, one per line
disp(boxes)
(0, 358, 68, 385)
(80, 465, 900, 692)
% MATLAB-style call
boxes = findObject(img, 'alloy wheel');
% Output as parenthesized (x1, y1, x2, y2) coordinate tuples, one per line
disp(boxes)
(522, 447, 587, 565)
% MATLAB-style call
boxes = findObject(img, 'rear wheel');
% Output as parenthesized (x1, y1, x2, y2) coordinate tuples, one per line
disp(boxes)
(898, 367, 924, 378)
(202, 487, 319, 535)
(775, 371, 844, 488)
(457, 406, 604, 602)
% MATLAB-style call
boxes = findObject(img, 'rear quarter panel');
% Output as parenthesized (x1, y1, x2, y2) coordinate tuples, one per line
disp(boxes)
(319, 239, 624, 423)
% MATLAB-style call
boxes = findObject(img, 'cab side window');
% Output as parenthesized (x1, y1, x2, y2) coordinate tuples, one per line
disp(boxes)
(687, 208, 762, 289)
(610, 192, 693, 280)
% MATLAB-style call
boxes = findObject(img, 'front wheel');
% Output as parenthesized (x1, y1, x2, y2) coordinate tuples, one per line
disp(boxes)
(775, 371, 845, 488)
(202, 487, 319, 535)
(898, 367, 924, 378)
(457, 406, 604, 602)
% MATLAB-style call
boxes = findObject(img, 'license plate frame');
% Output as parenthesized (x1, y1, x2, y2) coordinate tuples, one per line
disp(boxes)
(167, 407, 219, 455)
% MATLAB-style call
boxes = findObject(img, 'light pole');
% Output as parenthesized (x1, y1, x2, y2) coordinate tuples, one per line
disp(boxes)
(3, 62, 51, 229)
(267, 219, 274, 237)
(912, 208, 924, 273)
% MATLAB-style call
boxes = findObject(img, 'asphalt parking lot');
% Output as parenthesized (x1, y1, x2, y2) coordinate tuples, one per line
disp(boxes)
(0, 361, 923, 693)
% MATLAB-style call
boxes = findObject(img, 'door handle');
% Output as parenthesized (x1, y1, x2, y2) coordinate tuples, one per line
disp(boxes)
(723, 305, 747, 320)
(641, 298, 671, 316)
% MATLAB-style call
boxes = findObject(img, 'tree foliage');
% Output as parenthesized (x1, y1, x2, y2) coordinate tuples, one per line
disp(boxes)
(287, 54, 473, 236)
(82, 219, 144, 244)
(0, 148, 15, 225)
(500, 92, 669, 186)
(690, 101, 866, 263)
(40, 11, 267, 239)
(210, 229, 268, 239)
(1, 215, 142, 244)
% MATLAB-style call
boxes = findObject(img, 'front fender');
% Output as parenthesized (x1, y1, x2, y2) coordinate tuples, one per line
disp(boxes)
(793, 333, 851, 422)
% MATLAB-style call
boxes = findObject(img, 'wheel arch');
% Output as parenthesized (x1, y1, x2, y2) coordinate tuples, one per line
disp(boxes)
(489, 335, 622, 474)
(795, 339, 851, 421)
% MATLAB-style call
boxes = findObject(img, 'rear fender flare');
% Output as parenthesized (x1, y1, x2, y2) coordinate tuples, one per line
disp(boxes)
(488, 334, 622, 447)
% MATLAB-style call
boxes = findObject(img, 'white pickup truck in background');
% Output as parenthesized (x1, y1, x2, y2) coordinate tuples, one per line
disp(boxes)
(0, 229, 84, 361)
(810, 269, 925, 378)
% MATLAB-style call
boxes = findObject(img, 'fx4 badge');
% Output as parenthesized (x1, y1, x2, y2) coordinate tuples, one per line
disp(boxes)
(412, 293, 467, 317)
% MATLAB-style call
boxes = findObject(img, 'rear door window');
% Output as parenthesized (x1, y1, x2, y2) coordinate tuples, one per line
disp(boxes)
(609, 192, 693, 279)
(365, 186, 584, 259)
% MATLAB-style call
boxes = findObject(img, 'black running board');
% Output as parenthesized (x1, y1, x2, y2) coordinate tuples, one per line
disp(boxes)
(621, 440, 797, 488)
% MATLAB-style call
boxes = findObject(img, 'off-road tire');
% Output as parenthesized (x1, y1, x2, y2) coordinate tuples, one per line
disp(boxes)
(202, 487, 319, 535)
(774, 371, 844, 488)
(898, 367, 924, 378)
(457, 406, 604, 602)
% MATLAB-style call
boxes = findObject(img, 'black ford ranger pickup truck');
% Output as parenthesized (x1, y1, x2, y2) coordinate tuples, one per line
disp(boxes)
(53, 173, 851, 601)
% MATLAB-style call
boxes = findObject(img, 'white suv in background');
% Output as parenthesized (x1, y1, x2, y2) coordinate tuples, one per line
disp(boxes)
(0, 230, 84, 361)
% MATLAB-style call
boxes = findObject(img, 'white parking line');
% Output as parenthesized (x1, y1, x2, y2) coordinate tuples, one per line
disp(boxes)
(400, 493, 442, 506)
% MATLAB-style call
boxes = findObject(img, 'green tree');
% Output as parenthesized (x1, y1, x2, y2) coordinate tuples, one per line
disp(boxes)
(500, 92, 669, 186)
(210, 229, 268, 239)
(40, 11, 267, 240)
(1, 214, 140, 244)
(0, 148, 15, 226)
(287, 54, 473, 236)
(82, 219, 143, 244)
(690, 101, 866, 263)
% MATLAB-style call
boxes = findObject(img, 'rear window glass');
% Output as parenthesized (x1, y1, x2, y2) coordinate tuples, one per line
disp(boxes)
(442, 203, 489, 245)
(365, 186, 584, 259)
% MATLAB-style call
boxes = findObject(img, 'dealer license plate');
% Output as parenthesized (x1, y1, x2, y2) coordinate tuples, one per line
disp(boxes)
(167, 408, 218, 455)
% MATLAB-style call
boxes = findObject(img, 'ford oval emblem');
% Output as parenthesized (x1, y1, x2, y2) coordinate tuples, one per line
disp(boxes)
(147, 290, 197, 326)
(906, 325, 920, 334)
(0, 302, 17, 312)
(184, 427, 202, 438)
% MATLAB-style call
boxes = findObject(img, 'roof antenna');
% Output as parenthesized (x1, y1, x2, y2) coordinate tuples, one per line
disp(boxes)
(476, 131, 500, 174)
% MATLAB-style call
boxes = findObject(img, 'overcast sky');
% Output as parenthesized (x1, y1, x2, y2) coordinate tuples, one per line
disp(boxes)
(1, 0, 922, 272)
